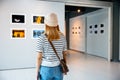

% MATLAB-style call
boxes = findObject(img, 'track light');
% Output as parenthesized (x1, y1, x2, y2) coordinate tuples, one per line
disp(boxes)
(77, 9, 81, 13)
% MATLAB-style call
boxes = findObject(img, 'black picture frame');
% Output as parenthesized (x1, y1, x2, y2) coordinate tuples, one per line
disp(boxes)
(12, 14, 25, 23)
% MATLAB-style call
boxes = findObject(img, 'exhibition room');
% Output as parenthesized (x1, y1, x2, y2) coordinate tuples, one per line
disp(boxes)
(0, 0, 120, 80)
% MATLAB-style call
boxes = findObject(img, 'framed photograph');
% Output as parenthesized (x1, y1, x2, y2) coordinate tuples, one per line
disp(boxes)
(89, 25, 92, 29)
(32, 29, 44, 39)
(100, 24, 104, 27)
(11, 28, 26, 39)
(72, 32, 74, 34)
(94, 30, 98, 34)
(94, 24, 98, 28)
(100, 30, 104, 34)
(32, 15, 45, 24)
(11, 14, 25, 23)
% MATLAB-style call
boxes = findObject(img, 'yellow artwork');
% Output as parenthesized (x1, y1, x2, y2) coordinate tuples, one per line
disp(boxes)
(12, 30, 25, 38)
(33, 16, 44, 24)
(36, 16, 42, 24)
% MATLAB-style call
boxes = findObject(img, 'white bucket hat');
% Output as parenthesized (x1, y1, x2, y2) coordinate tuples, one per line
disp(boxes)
(45, 13, 58, 27)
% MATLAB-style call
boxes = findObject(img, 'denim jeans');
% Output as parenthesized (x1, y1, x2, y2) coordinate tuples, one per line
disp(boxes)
(39, 65, 63, 80)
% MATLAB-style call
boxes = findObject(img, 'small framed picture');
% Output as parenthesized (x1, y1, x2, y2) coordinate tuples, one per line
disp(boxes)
(32, 14, 45, 25)
(32, 29, 44, 39)
(100, 30, 104, 34)
(89, 25, 92, 29)
(94, 30, 98, 34)
(100, 24, 104, 27)
(11, 14, 25, 23)
(94, 24, 98, 28)
(11, 28, 26, 39)
(72, 32, 74, 34)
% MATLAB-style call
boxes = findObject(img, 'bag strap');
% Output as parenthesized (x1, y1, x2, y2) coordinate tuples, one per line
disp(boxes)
(45, 34, 61, 62)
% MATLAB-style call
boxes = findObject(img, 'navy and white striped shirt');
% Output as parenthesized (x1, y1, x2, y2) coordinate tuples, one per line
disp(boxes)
(36, 33, 67, 67)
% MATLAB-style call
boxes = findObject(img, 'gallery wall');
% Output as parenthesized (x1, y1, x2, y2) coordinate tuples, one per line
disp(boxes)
(69, 15, 86, 52)
(86, 8, 109, 59)
(69, 8, 109, 59)
(0, 1, 65, 70)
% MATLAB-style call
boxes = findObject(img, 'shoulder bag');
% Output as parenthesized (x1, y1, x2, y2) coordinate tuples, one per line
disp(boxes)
(47, 37, 69, 75)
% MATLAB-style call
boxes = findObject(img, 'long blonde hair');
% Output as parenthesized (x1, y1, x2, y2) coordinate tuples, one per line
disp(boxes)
(45, 25, 60, 41)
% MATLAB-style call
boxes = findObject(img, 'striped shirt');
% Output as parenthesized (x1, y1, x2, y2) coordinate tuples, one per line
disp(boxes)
(36, 33, 67, 67)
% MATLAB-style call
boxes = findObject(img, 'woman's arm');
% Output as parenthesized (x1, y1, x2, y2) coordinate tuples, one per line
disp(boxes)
(63, 51, 68, 63)
(36, 52, 42, 80)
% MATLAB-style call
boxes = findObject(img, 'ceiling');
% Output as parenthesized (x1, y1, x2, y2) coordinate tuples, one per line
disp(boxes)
(65, 0, 119, 17)
(65, 5, 102, 18)
(65, 5, 101, 13)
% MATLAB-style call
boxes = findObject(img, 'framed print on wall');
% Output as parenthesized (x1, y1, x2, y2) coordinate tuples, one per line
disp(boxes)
(100, 24, 104, 27)
(11, 28, 26, 39)
(32, 14, 45, 25)
(11, 14, 25, 23)
(100, 30, 104, 34)
(32, 29, 44, 39)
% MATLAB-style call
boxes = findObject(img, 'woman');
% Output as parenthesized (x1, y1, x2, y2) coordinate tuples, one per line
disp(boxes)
(36, 13, 68, 80)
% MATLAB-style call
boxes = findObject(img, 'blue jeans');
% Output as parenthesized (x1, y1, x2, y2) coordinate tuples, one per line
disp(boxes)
(39, 65, 63, 80)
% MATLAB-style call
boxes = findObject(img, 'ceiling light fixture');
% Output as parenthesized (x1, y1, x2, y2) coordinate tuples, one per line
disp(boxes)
(77, 9, 81, 13)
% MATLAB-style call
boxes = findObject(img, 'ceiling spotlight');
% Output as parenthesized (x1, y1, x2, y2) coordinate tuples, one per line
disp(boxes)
(77, 9, 81, 13)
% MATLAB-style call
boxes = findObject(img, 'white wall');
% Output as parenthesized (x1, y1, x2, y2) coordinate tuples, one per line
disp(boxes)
(69, 8, 109, 59)
(69, 15, 86, 52)
(86, 8, 109, 59)
(0, 1, 65, 80)
(0, 1, 65, 70)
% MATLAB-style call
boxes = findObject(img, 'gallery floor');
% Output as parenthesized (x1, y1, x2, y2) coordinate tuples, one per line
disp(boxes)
(64, 50, 120, 80)
(0, 50, 120, 80)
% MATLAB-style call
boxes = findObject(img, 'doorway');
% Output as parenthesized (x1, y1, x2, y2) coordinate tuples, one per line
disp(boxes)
(65, 1, 112, 61)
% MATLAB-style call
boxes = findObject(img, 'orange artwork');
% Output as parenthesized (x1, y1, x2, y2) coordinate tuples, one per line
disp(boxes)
(33, 16, 44, 24)
(12, 30, 25, 38)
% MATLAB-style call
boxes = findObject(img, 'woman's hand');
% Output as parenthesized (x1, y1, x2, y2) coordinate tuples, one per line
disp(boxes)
(36, 53, 42, 80)
(36, 72, 40, 80)
(37, 73, 39, 80)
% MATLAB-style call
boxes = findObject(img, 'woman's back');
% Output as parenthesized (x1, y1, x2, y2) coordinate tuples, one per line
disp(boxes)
(37, 33, 67, 67)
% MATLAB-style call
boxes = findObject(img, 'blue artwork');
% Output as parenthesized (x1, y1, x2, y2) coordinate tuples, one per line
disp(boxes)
(33, 30, 44, 38)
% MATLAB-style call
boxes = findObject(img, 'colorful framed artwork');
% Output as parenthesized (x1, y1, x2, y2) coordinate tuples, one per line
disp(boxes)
(32, 29, 44, 39)
(33, 15, 44, 24)
(11, 28, 26, 39)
